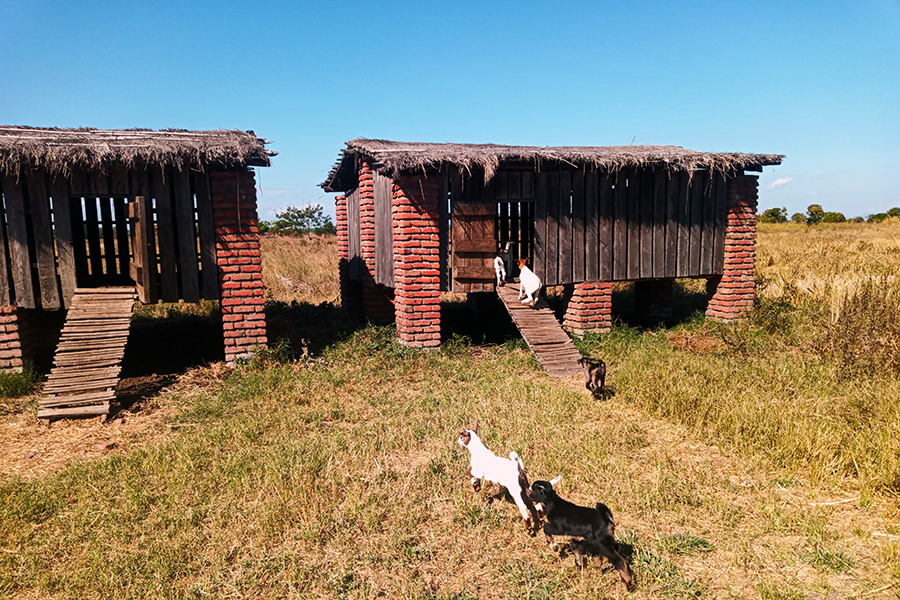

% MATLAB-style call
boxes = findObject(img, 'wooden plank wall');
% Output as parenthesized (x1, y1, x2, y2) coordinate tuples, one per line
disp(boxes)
(0, 166, 221, 309)
(531, 168, 726, 285)
(346, 187, 361, 280)
(449, 170, 535, 293)
(373, 172, 394, 287)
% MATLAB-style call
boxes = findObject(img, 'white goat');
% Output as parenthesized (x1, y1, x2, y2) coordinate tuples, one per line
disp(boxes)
(458, 420, 537, 536)
(517, 259, 542, 306)
(494, 242, 510, 287)
(493, 254, 507, 287)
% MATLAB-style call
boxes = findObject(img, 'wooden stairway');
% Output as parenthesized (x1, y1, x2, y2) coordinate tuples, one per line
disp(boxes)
(497, 283, 583, 378)
(38, 287, 138, 422)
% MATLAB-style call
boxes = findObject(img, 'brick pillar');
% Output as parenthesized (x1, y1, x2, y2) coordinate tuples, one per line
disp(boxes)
(210, 170, 267, 364)
(392, 175, 441, 348)
(336, 193, 363, 319)
(563, 282, 612, 336)
(635, 279, 675, 321)
(358, 163, 394, 324)
(706, 175, 758, 322)
(0, 307, 23, 372)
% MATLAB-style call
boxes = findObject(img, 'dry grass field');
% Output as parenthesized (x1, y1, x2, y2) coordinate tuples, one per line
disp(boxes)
(1, 225, 899, 599)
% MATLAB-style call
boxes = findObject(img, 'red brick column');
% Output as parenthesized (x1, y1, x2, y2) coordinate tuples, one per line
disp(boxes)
(336, 193, 363, 319)
(563, 282, 612, 336)
(0, 307, 23, 372)
(392, 175, 441, 348)
(706, 175, 758, 322)
(358, 163, 394, 324)
(210, 170, 267, 364)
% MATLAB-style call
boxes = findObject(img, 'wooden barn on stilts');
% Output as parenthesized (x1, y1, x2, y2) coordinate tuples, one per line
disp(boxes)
(0, 126, 273, 420)
(323, 139, 783, 376)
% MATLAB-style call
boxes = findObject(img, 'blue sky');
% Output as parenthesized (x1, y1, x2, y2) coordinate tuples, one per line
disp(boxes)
(2, 1, 897, 221)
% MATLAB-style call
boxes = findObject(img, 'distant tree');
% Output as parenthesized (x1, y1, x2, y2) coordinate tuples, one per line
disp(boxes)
(272, 204, 334, 237)
(888, 207, 900, 218)
(821, 212, 846, 223)
(850, 216, 865, 223)
(759, 207, 788, 223)
(867, 213, 889, 223)
(791, 212, 806, 224)
(314, 220, 337, 236)
(806, 204, 825, 225)
(258, 220, 273, 234)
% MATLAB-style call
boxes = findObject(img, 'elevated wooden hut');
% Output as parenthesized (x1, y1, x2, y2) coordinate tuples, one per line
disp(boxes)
(0, 126, 273, 415)
(323, 139, 783, 348)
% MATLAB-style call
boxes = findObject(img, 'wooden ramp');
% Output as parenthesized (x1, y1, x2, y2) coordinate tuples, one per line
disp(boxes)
(38, 287, 138, 422)
(497, 283, 583, 378)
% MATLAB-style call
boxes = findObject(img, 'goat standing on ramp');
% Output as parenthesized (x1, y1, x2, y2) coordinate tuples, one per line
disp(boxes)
(528, 479, 634, 591)
(517, 259, 542, 307)
(458, 420, 538, 536)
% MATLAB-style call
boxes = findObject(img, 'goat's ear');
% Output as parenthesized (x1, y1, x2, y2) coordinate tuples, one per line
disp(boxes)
(472, 419, 479, 434)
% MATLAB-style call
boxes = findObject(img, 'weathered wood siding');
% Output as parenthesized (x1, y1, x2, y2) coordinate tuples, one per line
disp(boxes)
(373, 172, 394, 287)
(0, 167, 221, 309)
(346, 187, 362, 280)
(532, 168, 727, 285)
(446, 170, 535, 293)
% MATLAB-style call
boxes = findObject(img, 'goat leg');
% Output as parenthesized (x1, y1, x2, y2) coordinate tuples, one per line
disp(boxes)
(572, 541, 585, 569)
(596, 544, 635, 591)
(468, 469, 481, 492)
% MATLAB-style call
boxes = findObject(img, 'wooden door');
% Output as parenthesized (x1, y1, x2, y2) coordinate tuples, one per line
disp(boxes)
(451, 202, 497, 293)
(128, 196, 156, 303)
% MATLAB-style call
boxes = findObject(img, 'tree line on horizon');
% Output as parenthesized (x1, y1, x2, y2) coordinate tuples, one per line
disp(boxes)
(258, 204, 337, 237)
(759, 204, 900, 225)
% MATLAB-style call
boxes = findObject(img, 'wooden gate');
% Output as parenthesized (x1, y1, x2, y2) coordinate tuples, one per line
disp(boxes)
(451, 202, 497, 293)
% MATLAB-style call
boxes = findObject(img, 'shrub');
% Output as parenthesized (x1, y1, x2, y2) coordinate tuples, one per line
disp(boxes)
(759, 207, 788, 223)
(0, 365, 41, 399)
(822, 212, 846, 223)
(791, 212, 806, 224)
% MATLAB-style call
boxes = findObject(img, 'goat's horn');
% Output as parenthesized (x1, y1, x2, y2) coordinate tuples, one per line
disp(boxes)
(550, 474, 562, 487)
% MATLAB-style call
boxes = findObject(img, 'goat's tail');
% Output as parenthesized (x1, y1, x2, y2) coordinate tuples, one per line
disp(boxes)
(509, 451, 524, 469)
(595, 502, 616, 528)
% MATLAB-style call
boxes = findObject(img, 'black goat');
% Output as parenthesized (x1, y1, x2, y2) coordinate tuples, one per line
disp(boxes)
(578, 357, 607, 397)
(528, 479, 634, 591)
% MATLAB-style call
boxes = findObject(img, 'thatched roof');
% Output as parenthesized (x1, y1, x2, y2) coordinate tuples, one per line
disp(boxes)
(0, 126, 275, 177)
(321, 138, 784, 192)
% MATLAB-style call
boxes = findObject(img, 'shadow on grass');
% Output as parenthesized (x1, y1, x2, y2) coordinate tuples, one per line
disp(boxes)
(441, 294, 521, 346)
(121, 300, 363, 379)
(611, 281, 709, 330)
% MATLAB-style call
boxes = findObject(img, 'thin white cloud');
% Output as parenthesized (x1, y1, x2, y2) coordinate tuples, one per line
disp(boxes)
(767, 177, 793, 190)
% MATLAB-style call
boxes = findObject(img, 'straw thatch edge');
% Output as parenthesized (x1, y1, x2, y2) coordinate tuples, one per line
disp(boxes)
(322, 138, 784, 191)
(0, 126, 275, 178)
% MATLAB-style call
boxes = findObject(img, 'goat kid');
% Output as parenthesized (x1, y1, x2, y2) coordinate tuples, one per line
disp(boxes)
(517, 259, 542, 307)
(494, 254, 507, 287)
(578, 356, 607, 397)
(528, 479, 634, 591)
(458, 421, 538, 536)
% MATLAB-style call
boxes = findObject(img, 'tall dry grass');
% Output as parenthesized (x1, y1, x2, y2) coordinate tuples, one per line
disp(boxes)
(260, 234, 340, 305)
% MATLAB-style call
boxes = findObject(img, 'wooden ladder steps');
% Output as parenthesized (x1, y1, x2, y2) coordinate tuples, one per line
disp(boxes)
(497, 283, 583, 378)
(38, 287, 138, 422)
